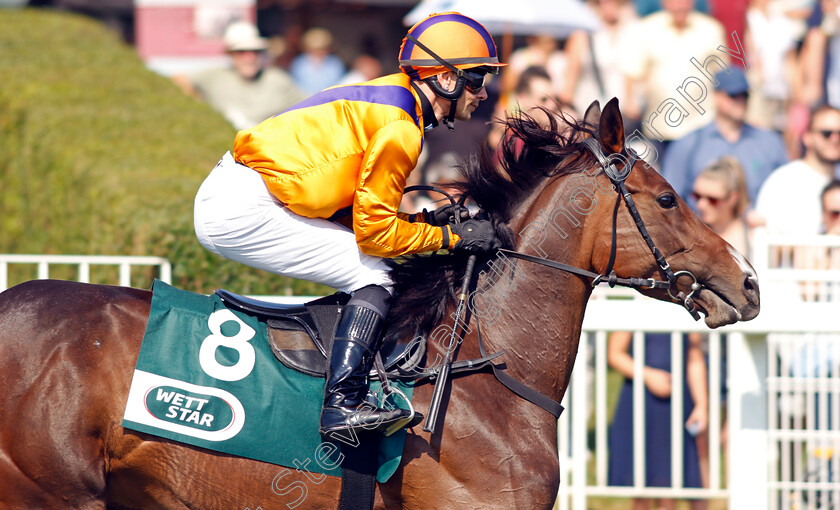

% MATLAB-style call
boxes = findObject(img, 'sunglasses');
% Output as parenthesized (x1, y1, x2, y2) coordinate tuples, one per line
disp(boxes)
(462, 70, 487, 94)
(817, 129, 840, 138)
(691, 190, 728, 206)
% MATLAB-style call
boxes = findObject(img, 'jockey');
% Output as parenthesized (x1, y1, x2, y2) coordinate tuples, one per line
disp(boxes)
(193, 12, 505, 435)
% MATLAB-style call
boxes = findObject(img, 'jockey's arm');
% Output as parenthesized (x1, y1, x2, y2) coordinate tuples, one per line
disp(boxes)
(353, 119, 459, 257)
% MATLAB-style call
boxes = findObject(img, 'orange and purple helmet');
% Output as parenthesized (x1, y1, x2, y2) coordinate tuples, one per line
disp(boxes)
(399, 12, 506, 81)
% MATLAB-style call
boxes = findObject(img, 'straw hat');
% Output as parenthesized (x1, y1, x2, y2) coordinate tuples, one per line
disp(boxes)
(224, 21, 268, 52)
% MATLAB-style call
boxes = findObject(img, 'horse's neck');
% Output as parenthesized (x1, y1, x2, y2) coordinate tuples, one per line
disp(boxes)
(471, 173, 597, 402)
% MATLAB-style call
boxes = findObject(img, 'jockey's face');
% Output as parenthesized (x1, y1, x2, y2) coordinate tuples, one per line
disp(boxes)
(436, 71, 488, 122)
(454, 81, 488, 121)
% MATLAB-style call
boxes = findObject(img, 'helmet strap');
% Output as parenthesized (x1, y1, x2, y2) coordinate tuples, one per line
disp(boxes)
(423, 76, 465, 131)
(444, 99, 458, 131)
(406, 33, 462, 75)
(410, 81, 438, 132)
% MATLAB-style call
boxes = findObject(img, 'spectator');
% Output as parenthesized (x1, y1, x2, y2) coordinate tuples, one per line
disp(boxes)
(290, 27, 346, 95)
(710, 0, 750, 44)
(621, 0, 727, 153)
(813, 179, 840, 299)
(755, 104, 840, 234)
(822, 178, 840, 233)
(338, 54, 383, 85)
(797, 1, 840, 118)
(500, 34, 568, 106)
(607, 331, 709, 510)
(172, 21, 306, 131)
(688, 156, 752, 489)
(634, 0, 710, 17)
(661, 68, 788, 208)
(783, 1, 831, 158)
(563, 0, 638, 115)
(487, 66, 563, 151)
(691, 156, 753, 254)
(744, 0, 800, 132)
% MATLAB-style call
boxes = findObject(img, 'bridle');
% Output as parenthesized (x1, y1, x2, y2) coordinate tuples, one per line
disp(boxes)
(401, 137, 703, 421)
(500, 137, 702, 320)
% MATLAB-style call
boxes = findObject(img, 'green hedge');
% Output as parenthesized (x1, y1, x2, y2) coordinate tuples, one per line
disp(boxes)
(0, 9, 329, 296)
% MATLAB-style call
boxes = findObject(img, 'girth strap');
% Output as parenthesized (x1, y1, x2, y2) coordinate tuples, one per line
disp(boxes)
(477, 320, 564, 418)
(338, 432, 378, 510)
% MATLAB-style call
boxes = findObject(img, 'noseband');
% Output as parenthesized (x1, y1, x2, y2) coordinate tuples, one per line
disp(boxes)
(501, 137, 701, 320)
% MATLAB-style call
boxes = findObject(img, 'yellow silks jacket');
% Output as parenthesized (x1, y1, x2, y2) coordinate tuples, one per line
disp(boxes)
(233, 73, 457, 258)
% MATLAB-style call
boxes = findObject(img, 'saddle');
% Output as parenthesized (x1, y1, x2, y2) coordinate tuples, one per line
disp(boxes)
(214, 289, 503, 382)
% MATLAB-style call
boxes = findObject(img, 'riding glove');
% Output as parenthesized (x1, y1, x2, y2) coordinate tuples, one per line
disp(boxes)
(422, 203, 470, 226)
(450, 219, 501, 254)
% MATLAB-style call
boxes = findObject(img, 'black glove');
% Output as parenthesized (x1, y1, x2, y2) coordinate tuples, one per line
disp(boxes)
(450, 219, 501, 254)
(423, 203, 470, 226)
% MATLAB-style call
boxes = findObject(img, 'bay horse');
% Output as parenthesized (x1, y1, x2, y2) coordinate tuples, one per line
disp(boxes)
(0, 99, 759, 509)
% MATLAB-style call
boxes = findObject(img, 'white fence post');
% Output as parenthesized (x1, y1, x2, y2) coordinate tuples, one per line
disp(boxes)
(571, 337, 589, 510)
(728, 332, 769, 507)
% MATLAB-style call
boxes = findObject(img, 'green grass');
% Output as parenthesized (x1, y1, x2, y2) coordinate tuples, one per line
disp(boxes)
(0, 8, 330, 296)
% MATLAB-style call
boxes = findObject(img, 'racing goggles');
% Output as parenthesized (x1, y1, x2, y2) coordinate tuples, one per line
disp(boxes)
(462, 69, 487, 93)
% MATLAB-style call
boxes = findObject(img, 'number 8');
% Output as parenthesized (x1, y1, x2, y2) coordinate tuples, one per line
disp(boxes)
(199, 309, 256, 381)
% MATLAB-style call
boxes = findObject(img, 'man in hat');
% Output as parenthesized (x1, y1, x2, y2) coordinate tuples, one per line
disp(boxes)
(194, 12, 506, 435)
(173, 20, 306, 130)
(661, 67, 789, 209)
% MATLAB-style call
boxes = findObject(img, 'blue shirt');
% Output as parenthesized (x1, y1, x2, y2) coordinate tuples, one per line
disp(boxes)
(290, 54, 346, 96)
(634, 0, 709, 17)
(661, 122, 788, 207)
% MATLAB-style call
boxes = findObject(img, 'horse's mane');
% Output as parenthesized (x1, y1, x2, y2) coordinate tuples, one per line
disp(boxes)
(384, 110, 598, 340)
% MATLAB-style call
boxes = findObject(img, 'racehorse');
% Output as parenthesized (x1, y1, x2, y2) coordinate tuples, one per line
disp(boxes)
(0, 99, 759, 509)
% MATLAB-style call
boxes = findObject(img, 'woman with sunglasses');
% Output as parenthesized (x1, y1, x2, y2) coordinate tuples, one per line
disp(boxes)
(194, 12, 506, 435)
(691, 156, 752, 257)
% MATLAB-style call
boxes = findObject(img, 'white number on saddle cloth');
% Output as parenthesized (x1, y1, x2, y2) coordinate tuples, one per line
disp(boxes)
(199, 309, 256, 381)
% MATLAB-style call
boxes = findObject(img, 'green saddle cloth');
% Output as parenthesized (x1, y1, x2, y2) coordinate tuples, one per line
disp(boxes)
(122, 279, 413, 482)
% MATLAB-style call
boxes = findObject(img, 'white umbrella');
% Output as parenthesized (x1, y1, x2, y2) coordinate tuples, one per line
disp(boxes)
(403, 0, 600, 39)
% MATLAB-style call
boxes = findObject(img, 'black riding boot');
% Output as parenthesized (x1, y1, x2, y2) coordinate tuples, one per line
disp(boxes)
(320, 286, 420, 435)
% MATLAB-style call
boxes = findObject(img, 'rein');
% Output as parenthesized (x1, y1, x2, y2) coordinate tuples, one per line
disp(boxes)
(502, 138, 701, 320)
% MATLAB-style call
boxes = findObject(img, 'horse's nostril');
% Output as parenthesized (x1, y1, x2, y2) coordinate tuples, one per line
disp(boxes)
(744, 275, 755, 291)
(743, 273, 760, 304)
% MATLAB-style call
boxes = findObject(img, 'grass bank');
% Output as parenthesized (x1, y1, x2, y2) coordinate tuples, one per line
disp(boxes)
(0, 9, 329, 295)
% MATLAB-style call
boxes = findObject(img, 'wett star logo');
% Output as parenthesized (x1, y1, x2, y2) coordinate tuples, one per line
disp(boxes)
(144, 385, 234, 431)
(124, 370, 246, 441)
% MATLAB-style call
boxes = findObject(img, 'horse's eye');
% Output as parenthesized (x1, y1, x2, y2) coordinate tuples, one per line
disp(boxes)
(657, 194, 677, 209)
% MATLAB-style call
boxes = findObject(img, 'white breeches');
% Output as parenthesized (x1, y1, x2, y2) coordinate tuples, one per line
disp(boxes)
(194, 152, 392, 293)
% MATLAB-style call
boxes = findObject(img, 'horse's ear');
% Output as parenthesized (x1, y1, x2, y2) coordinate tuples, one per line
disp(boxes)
(582, 101, 601, 138)
(599, 97, 625, 155)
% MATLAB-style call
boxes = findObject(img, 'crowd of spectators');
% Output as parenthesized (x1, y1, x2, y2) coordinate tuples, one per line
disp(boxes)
(172, 1, 839, 219)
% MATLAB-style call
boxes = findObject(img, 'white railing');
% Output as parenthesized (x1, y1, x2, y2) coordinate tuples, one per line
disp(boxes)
(557, 230, 840, 509)
(0, 254, 172, 291)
